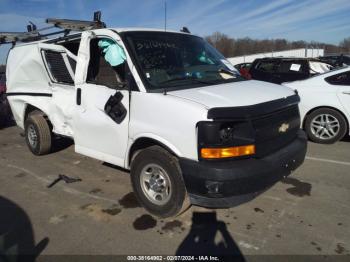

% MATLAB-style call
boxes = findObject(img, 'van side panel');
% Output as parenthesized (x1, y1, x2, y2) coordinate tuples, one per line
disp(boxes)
(6, 43, 76, 137)
(6, 44, 53, 128)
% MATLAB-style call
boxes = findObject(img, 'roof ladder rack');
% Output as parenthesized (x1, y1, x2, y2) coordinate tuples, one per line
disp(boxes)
(0, 11, 106, 45)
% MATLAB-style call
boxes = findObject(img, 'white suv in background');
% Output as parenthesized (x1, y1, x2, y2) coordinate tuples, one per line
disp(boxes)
(283, 67, 350, 144)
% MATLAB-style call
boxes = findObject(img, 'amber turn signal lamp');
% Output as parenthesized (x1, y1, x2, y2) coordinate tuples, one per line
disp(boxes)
(201, 145, 255, 159)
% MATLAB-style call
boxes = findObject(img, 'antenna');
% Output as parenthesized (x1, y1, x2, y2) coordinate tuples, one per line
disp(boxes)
(164, 0, 167, 31)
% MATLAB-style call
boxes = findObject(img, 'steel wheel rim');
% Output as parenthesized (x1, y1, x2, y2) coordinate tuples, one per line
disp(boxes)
(310, 114, 340, 140)
(140, 164, 172, 206)
(27, 124, 38, 148)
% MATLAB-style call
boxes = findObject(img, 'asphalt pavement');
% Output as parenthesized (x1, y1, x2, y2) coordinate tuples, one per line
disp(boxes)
(0, 125, 349, 260)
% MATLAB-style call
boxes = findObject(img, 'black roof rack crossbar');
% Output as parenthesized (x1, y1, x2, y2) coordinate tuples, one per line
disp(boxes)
(180, 27, 191, 34)
(0, 11, 106, 45)
(45, 33, 82, 44)
(46, 11, 106, 32)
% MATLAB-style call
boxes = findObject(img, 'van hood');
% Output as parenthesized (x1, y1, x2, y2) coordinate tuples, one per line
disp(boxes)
(168, 80, 295, 109)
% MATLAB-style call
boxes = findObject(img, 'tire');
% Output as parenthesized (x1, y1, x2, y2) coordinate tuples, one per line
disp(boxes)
(130, 145, 190, 218)
(24, 113, 52, 155)
(305, 108, 347, 144)
(0, 96, 9, 126)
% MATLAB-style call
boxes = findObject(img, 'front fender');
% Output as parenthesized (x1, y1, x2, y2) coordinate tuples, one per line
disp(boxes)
(125, 133, 183, 168)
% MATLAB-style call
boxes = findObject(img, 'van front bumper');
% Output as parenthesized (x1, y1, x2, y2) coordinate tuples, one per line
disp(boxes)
(179, 130, 307, 208)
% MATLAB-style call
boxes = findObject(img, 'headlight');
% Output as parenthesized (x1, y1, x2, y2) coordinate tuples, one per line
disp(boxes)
(197, 121, 255, 160)
(219, 124, 234, 143)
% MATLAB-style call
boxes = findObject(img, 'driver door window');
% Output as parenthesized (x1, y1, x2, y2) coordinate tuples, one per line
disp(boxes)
(86, 38, 126, 89)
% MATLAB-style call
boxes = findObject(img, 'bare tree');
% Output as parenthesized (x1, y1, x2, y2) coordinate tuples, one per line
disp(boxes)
(205, 32, 235, 57)
(204, 32, 348, 57)
(339, 37, 350, 53)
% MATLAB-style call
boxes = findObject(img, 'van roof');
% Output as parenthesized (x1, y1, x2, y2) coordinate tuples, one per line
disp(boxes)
(12, 27, 192, 47)
(112, 27, 188, 34)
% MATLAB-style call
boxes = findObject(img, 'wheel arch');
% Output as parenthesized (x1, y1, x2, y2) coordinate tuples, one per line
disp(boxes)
(23, 103, 52, 129)
(303, 106, 349, 133)
(127, 136, 181, 169)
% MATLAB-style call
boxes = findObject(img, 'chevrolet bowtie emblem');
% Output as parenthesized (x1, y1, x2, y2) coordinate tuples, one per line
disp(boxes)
(279, 123, 290, 133)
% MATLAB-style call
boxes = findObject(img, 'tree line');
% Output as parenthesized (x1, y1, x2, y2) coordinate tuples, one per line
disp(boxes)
(205, 32, 350, 58)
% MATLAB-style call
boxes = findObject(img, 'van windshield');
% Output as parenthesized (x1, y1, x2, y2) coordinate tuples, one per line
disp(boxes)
(122, 31, 244, 92)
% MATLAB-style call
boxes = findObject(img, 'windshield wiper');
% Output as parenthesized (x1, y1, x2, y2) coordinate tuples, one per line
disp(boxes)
(205, 68, 238, 76)
(219, 68, 237, 76)
(159, 76, 215, 86)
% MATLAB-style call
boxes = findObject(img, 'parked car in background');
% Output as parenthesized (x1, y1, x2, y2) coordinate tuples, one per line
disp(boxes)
(250, 57, 333, 84)
(234, 62, 252, 79)
(318, 54, 350, 67)
(0, 73, 11, 126)
(283, 67, 350, 144)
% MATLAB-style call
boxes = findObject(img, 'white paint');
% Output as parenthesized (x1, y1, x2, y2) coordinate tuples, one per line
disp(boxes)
(128, 92, 208, 163)
(306, 156, 350, 166)
(169, 80, 295, 108)
(309, 61, 333, 74)
(283, 67, 350, 136)
(337, 83, 350, 119)
(72, 31, 130, 167)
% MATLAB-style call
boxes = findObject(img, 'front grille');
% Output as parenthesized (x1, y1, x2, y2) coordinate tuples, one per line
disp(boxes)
(253, 105, 300, 157)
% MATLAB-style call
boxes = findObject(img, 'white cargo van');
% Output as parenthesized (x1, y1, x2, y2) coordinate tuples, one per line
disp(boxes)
(5, 19, 307, 217)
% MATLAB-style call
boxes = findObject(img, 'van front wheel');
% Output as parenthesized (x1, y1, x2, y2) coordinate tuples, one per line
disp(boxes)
(24, 114, 52, 155)
(130, 146, 190, 218)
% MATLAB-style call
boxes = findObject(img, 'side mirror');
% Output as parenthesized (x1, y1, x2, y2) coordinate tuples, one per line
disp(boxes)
(104, 91, 127, 124)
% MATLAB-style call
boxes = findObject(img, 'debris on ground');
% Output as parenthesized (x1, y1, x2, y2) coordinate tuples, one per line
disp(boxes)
(47, 174, 82, 188)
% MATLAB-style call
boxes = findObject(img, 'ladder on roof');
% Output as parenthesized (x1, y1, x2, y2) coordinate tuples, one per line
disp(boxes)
(0, 11, 106, 45)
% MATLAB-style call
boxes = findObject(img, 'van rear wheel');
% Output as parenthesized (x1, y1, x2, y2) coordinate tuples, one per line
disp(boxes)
(24, 114, 52, 155)
(130, 146, 190, 218)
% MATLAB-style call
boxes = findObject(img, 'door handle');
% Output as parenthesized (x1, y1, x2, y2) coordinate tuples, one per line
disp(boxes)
(342, 91, 350, 95)
(76, 88, 81, 105)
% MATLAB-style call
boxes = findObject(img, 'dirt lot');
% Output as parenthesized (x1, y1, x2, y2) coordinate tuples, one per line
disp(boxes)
(0, 124, 349, 260)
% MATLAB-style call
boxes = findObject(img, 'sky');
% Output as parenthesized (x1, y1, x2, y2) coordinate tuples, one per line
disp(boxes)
(1, 0, 350, 63)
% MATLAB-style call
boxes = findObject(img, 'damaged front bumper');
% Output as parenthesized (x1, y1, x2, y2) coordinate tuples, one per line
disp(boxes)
(179, 130, 307, 208)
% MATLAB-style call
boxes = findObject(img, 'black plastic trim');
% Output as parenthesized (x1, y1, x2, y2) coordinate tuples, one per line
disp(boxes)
(196, 120, 255, 161)
(104, 91, 127, 124)
(180, 130, 307, 208)
(207, 94, 300, 120)
(76, 88, 81, 105)
(6, 92, 52, 97)
(45, 33, 82, 44)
